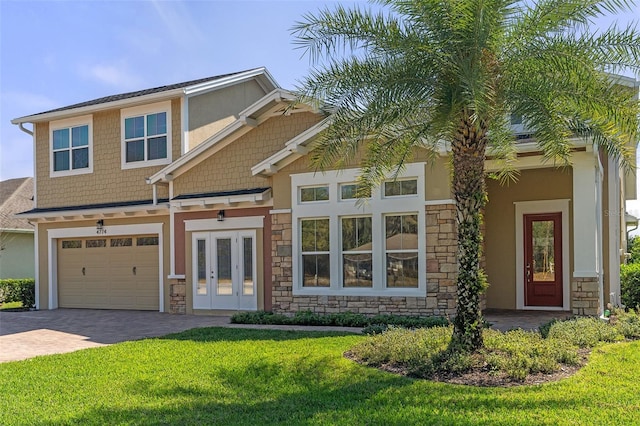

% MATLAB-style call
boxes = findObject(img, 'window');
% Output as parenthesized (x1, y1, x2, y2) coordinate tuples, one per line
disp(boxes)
(385, 214, 419, 288)
(342, 216, 373, 287)
(340, 183, 371, 200)
(300, 186, 329, 202)
(86, 239, 106, 248)
(121, 101, 171, 169)
(110, 238, 132, 247)
(301, 218, 330, 287)
(292, 162, 426, 296)
(384, 179, 418, 197)
(137, 236, 159, 246)
(50, 115, 93, 177)
(61, 240, 82, 249)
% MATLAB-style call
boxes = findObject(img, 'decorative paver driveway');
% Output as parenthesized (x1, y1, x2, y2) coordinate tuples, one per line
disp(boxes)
(0, 308, 571, 363)
(0, 309, 230, 363)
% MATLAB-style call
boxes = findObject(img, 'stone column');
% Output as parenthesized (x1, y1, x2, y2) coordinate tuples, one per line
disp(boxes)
(169, 278, 186, 314)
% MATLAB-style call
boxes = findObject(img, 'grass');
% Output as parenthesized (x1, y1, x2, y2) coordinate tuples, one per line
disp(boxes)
(2, 327, 640, 425)
(0, 301, 23, 310)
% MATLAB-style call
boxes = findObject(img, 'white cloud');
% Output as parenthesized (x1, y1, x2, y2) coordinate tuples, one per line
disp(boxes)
(0, 135, 34, 180)
(150, 0, 205, 46)
(1, 91, 58, 113)
(78, 62, 143, 91)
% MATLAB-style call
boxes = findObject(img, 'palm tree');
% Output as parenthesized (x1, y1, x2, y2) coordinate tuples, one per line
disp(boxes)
(292, 0, 640, 352)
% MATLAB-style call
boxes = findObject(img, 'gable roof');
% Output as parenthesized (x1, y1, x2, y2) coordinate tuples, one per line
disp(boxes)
(0, 177, 34, 232)
(148, 88, 321, 184)
(11, 67, 279, 124)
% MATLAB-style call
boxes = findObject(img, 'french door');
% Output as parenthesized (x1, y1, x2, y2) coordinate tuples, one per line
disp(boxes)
(523, 212, 563, 307)
(192, 230, 257, 310)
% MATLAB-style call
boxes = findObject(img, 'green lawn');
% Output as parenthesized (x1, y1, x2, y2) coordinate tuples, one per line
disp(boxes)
(0, 301, 23, 310)
(1, 328, 639, 425)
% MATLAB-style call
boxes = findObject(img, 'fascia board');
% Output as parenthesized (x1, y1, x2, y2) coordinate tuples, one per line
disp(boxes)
(172, 189, 272, 208)
(11, 89, 184, 124)
(251, 118, 330, 176)
(0, 228, 34, 234)
(183, 68, 280, 96)
(148, 120, 247, 184)
(149, 90, 298, 184)
(17, 203, 170, 221)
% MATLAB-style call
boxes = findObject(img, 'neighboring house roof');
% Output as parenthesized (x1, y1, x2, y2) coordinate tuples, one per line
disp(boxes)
(0, 177, 34, 232)
(11, 67, 279, 124)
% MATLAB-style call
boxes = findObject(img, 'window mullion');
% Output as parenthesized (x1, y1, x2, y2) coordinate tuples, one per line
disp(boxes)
(329, 210, 339, 290)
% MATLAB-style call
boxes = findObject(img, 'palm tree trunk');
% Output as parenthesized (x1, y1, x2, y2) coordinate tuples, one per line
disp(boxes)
(450, 109, 488, 352)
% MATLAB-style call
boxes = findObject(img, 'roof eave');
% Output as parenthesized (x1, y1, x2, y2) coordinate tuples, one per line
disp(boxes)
(251, 117, 331, 176)
(148, 89, 301, 184)
(11, 89, 185, 125)
(183, 67, 279, 96)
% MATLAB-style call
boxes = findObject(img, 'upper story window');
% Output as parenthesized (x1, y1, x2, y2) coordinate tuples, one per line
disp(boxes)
(300, 186, 329, 203)
(49, 115, 93, 178)
(121, 101, 172, 169)
(384, 179, 418, 197)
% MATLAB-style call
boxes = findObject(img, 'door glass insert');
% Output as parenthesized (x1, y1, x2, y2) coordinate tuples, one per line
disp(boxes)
(196, 239, 207, 295)
(242, 237, 254, 296)
(532, 220, 555, 281)
(216, 238, 233, 295)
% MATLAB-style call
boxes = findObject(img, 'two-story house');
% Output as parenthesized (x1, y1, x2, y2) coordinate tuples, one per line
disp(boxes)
(12, 67, 638, 318)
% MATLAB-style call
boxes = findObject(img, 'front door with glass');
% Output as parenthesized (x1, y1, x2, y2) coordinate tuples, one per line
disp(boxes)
(192, 230, 257, 310)
(523, 213, 563, 307)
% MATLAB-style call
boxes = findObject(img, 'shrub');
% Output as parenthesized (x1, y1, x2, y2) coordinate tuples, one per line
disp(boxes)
(351, 326, 453, 376)
(546, 317, 622, 347)
(627, 236, 640, 264)
(230, 310, 448, 330)
(611, 308, 640, 339)
(0, 279, 35, 308)
(483, 329, 578, 380)
(620, 263, 640, 309)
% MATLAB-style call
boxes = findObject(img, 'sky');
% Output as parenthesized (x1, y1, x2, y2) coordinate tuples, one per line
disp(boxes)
(0, 0, 638, 183)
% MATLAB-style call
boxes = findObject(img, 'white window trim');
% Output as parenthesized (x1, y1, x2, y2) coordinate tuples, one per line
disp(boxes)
(514, 199, 570, 311)
(49, 115, 93, 178)
(47, 223, 164, 312)
(291, 163, 426, 297)
(120, 100, 172, 170)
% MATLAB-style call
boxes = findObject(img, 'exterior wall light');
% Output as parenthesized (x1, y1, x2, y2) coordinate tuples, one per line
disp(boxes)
(96, 219, 106, 234)
(217, 210, 225, 221)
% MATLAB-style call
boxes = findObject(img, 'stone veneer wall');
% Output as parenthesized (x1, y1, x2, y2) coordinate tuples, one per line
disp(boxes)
(169, 279, 187, 314)
(271, 204, 458, 317)
(571, 277, 600, 316)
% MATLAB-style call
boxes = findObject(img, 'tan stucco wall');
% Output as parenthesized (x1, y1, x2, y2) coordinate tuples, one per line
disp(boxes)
(484, 167, 574, 309)
(187, 80, 267, 151)
(35, 99, 180, 209)
(174, 112, 323, 196)
(35, 215, 170, 310)
(272, 151, 452, 209)
(0, 232, 35, 278)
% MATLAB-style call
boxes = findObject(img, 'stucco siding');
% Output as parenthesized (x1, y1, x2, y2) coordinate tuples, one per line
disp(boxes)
(174, 112, 323, 196)
(484, 167, 574, 309)
(35, 99, 180, 209)
(188, 80, 267, 151)
(0, 232, 35, 278)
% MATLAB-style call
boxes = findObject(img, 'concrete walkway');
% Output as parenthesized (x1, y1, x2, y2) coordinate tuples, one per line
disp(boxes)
(0, 308, 572, 363)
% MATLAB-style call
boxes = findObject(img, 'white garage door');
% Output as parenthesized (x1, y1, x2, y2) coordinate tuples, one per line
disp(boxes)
(58, 235, 159, 310)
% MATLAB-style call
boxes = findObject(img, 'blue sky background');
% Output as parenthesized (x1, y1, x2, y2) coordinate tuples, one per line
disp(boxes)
(0, 0, 638, 182)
